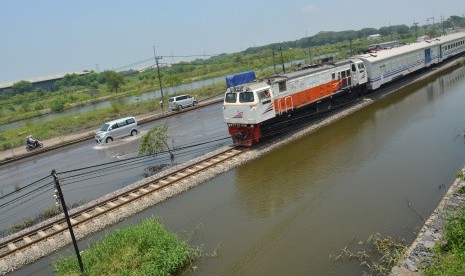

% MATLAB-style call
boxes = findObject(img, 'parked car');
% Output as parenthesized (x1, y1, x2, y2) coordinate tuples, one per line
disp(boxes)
(168, 95, 197, 111)
(95, 116, 139, 143)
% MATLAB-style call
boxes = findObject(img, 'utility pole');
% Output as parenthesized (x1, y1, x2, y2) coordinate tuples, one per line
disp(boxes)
(441, 16, 445, 35)
(51, 170, 84, 274)
(279, 46, 285, 73)
(272, 50, 277, 75)
(349, 39, 353, 57)
(306, 31, 312, 64)
(153, 46, 164, 109)
(413, 21, 419, 39)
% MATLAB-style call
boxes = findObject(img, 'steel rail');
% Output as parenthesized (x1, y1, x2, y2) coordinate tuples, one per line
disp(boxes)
(0, 146, 247, 259)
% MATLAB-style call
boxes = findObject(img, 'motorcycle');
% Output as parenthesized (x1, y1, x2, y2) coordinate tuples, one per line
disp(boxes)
(26, 140, 43, 151)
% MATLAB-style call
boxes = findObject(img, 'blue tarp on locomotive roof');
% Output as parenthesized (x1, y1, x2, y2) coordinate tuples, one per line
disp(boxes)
(226, 71, 256, 88)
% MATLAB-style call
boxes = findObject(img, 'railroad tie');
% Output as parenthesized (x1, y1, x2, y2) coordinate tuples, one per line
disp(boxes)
(53, 224, 63, 231)
(7, 242, 17, 251)
(23, 237, 33, 244)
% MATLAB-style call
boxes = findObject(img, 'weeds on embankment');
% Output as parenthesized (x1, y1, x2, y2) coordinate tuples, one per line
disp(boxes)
(330, 233, 407, 276)
(52, 218, 201, 276)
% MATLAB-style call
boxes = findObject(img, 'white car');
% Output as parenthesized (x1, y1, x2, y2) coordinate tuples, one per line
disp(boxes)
(168, 95, 197, 111)
(95, 117, 138, 143)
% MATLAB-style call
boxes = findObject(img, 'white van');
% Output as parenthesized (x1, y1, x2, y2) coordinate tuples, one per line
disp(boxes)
(95, 116, 139, 143)
(168, 94, 197, 111)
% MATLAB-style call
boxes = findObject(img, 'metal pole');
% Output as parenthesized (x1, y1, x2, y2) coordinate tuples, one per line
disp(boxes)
(153, 46, 164, 109)
(279, 46, 285, 73)
(51, 170, 84, 274)
(272, 50, 277, 75)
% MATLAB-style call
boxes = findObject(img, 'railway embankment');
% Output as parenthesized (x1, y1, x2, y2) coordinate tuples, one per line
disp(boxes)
(391, 168, 465, 275)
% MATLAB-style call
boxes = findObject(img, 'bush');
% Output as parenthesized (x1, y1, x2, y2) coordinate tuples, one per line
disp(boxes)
(50, 99, 65, 112)
(52, 218, 200, 275)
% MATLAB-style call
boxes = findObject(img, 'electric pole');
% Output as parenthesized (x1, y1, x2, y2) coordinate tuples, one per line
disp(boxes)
(306, 31, 312, 64)
(51, 170, 84, 274)
(153, 46, 164, 109)
(279, 46, 285, 73)
(272, 50, 277, 75)
(413, 21, 419, 39)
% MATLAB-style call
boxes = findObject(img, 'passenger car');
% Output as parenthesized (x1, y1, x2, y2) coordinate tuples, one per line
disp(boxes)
(168, 95, 197, 111)
(95, 116, 139, 143)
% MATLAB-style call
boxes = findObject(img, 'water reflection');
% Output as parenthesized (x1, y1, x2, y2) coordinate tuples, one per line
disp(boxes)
(235, 66, 465, 220)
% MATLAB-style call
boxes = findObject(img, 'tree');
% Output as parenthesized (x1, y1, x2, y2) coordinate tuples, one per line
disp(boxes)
(12, 80, 33, 95)
(104, 70, 124, 92)
(138, 123, 173, 158)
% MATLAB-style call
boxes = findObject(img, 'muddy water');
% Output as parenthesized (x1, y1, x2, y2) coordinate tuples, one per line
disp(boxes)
(166, 66, 465, 275)
(12, 66, 465, 275)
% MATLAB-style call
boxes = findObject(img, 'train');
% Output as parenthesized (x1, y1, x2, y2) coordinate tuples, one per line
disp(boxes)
(223, 32, 465, 146)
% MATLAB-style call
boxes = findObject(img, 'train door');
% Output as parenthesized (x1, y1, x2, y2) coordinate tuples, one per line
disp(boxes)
(350, 60, 368, 86)
(256, 88, 275, 122)
(425, 48, 431, 66)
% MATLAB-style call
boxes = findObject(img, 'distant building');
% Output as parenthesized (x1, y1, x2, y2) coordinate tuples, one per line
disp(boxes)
(416, 35, 432, 42)
(367, 41, 403, 52)
(0, 71, 88, 93)
(367, 34, 382, 40)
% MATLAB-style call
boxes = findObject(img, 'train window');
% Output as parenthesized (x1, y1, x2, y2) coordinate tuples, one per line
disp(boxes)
(352, 64, 356, 72)
(239, 92, 255, 103)
(224, 93, 237, 103)
(278, 81, 287, 92)
(341, 71, 346, 78)
(332, 73, 336, 80)
(258, 90, 271, 99)
(346, 69, 350, 76)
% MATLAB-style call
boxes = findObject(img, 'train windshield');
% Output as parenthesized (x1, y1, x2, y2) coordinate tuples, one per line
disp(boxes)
(239, 92, 255, 103)
(224, 92, 237, 103)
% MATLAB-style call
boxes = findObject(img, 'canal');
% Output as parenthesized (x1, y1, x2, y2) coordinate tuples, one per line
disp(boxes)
(13, 65, 465, 275)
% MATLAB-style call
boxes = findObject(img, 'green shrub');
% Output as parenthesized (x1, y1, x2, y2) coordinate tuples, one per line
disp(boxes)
(52, 218, 200, 276)
(423, 205, 465, 275)
(50, 99, 65, 112)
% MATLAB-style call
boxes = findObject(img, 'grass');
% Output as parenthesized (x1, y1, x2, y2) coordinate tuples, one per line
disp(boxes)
(422, 206, 465, 275)
(420, 171, 465, 275)
(330, 233, 407, 275)
(52, 218, 201, 276)
(0, 82, 225, 150)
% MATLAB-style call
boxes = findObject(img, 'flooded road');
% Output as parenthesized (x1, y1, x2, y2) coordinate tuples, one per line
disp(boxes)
(12, 66, 465, 275)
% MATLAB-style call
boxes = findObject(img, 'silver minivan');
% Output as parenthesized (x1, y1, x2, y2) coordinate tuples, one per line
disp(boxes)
(95, 116, 139, 143)
(168, 94, 197, 111)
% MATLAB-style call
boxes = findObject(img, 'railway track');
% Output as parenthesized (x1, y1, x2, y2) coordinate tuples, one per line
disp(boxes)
(0, 146, 247, 260)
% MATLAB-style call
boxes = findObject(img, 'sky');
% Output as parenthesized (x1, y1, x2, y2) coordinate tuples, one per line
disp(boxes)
(0, 0, 463, 83)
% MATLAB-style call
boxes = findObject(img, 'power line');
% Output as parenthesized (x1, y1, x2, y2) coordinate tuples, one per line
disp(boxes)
(0, 175, 52, 201)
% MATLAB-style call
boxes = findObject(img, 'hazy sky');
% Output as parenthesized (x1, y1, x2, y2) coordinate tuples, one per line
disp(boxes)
(0, 0, 463, 83)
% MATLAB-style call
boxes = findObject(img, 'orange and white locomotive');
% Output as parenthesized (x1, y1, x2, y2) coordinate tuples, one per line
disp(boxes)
(223, 32, 465, 146)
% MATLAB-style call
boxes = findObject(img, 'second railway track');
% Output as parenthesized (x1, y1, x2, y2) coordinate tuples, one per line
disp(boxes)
(0, 146, 247, 264)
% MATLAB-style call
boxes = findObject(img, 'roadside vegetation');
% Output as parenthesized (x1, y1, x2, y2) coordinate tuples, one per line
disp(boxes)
(0, 82, 224, 151)
(52, 218, 201, 276)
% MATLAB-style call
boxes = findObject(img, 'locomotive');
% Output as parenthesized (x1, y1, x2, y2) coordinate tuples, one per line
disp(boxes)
(223, 32, 465, 146)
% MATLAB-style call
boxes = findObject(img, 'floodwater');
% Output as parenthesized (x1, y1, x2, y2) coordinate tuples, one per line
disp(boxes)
(12, 66, 465, 275)
(0, 76, 224, 131)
